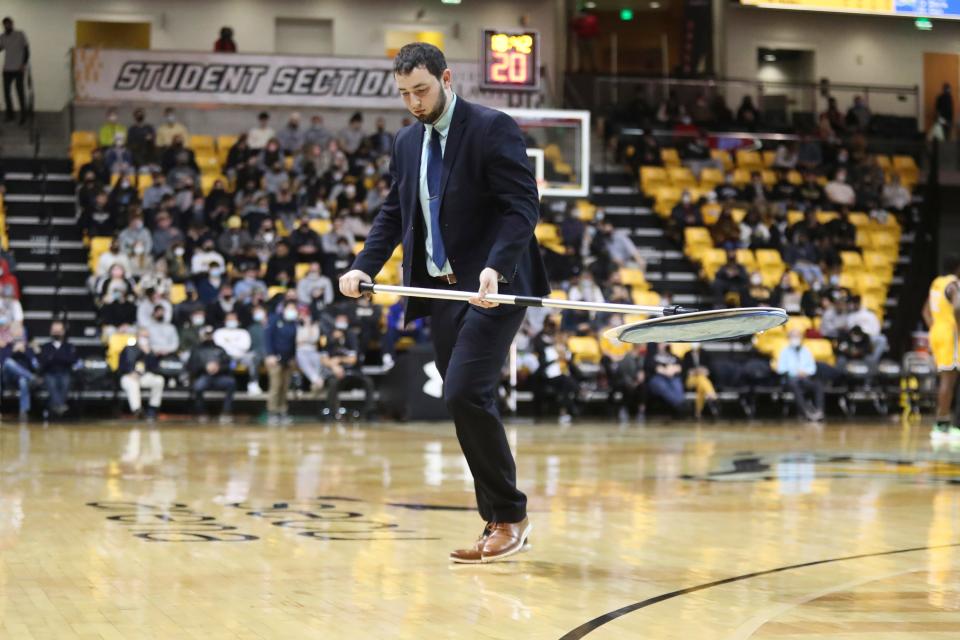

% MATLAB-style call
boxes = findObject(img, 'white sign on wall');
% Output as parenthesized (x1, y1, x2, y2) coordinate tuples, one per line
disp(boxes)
(73, 48, 543, 109)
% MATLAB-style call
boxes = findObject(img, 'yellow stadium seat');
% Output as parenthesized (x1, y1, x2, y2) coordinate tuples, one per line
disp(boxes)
(196, 154, 221, 175)
(840, 251, 863, 269)
(217, 134, 238, 152)
(535, 223, 560, 244)
(618, 267, 647, 288)
(668, 343, 693, 360)
(786, 170, 803, 185)
(372, 292, 401, 307)
(71, 130, 97, 149)
(804, 338, 836, 366)
(787, 210, 804, 226)
(567, 336, 602, 365)
(857, 272, 886, 297)
(190, 135, 216, 153)
(736, 149, 763, 170)
(701, 248, 727, 280)
(575, 200, 597, 221)
(684, 226, 713, 255)
(862, 293, 885, 318)
(736, 249, 757, 271)
(72, 151, 92, 177)
(755, 248, 784, 268)
(785, 315, 812, 335)
(169, 284, 186, 305)
(267, 286, 287, 299)
(701, 202, 722, 225)
(641, 166, 669, 190)
(549, 290, 568, 301)
(760, 264, 786, 288)
(731, 168, 752, 186)
(354, 241, 365, 255)
(891, 155, 918, 173)
(838, 272, 859, 291)
(375, 262, 400, 284)
(632, 289, 661, 308)
(710, 149, 733, 171)
(295, 263, 311, 281)
(88, 236, 114, 272)
(863, 251, 894, 280)
(762, 150, 776, 168)
(700, 167, 724, 188)
(308, 219, 332, 235)
(661, 148, 681, 167)
(107, 333, 137, 371)
(754, 324, 787, 356)
(600, 333, 632, 360)
(848, 212, 869, 227)
(760, 170, 777, 186)
(874, 155, 892, 171)
(667, 167, 696, 188)
(869, 231, 899, 256)
(816, 210, 839, 224)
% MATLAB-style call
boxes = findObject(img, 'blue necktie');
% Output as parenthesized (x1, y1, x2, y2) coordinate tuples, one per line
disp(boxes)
(426, 126, 446, 270)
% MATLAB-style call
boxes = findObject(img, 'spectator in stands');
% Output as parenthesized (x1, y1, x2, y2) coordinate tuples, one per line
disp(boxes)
(188, 327, 235, 422)
(0, 283, 22, 342)
(0, 259, 18, 300)
(1, 337, 37, 419)
(178, 307, 206, 356)
(136, 289, 170, 326)
(682, 342, 719, 419)
(213, 311, 261, 394)
(740, 208, 771, 249)
(824, 207, 857, 252)
(119, 329, 165, 419)
(532, 317, 578, 424)
(93, 238, 131, 282)
(368, 116, 394, 156)
(276, 112, 305, 156)
(214, 26, 236, 52)
(668, 190, 703, 242)
(234, 267, 268, 304)
(635, 133, 661, 168)
(836, 324, 873, 371)
(76, 171, 102, 212)
(712, 250, 750, 306)
(156, 107, 189, 149)
(104, 133, 133, 175)
(295, 307, 324, 392)
(37, 321, 78, 419)
(740, 171, 769, 204)
(304, 115, 333, 150)
(151, 209, 182, 259)
(165, 241, 189, 283)
(1, 16, 29, 124)
(771, 272, 803, 315)
(882, 173, 911, 211)
(190, 237, 225, 276)
(846, 96, 872, 132)
(143, 304, 179, 358)
(820, 96, 845, 139)
(776, 330, 824, 421)
(79, 148, 111, 186)
(265, 240, 296, 286)
(846, 296, 886, 360)
(141, 170, 172, 212)
(97, 263, 136, 302)
(597, 220, 644, 270)
(936, 83, 954, 139)
(126, 238, 154, 280)
(247, 112, 275, 150)
(125, 108, 155, 167)
(216, 216, 250, 259)
(772, 142, 798, 170)
(710, 209, 741, 250)
(321, 325, 374, 420)
(613, 343, 645, 423)
(645, 343, 685, 414)
(338, 112, 366, 156)
(107, 177, 138, 225)
(206, 282, 249, 328)
(117, 213, 152, 256)
(736, 96, 760, 130)
(224, 134, 252, 178)
(98, 108, 126, 148)
(194, 262, 226, 305)
(747, 271, 773, 306)
(289, 217, 322, 259)
(262, 160, 289, 196)
(163, 139, 200, 185)
(264, 300, 298, 423)
(296, 261, 334, 306)
(714, 173, 739, 202)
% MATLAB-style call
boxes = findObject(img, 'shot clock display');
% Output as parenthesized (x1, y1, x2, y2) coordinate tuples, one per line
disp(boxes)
(481, 29, 540, 91)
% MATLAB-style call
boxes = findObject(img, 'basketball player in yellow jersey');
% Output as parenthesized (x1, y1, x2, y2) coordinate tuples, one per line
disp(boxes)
(922, 255, 960, 439)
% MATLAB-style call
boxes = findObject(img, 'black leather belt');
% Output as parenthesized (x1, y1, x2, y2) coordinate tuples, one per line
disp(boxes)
(431, 273, 457, 285)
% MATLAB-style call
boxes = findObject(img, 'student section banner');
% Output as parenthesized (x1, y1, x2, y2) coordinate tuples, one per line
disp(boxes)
(73, 48, 532, 109)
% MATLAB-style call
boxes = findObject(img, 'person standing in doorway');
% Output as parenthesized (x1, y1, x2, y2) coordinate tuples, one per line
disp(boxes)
(0, 17, 30, 124)
(339, 43, 548, 563)
(936, 83, 954, 140)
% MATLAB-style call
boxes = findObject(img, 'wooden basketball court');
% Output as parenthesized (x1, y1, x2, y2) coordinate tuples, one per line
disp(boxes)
(2, 418, 958, 639)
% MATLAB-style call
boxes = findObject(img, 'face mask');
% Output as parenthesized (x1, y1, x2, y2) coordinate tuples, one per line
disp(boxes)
(166, 114, 176, 123)
(174, 247, 185, 257)
(133, 244, 145, 255)
(829, 274, 841, 286)
(191, 315, 205, 326)
(225, 320, 239, 329)
(344, 186, 356, 198)
(334, 320, 348, 330)
(108, 114, 117, 123)
(790, 337, 803, 348)
(153, 314, 164, 323)
(681, 196, 691, 205)
(283, 308, 298, 322)
(209, 267, 223, 278)
(51, 332, 64, 340)
(364, 166, 376, 176)
(253, 311, 266, 323)
(750, 273, 762, 286)
(262, 232, 275, 243)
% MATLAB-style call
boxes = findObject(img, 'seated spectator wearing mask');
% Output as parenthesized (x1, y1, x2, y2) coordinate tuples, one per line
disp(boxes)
(645, 343, 686, 414)
(206, 283, 250, 329)
(195, 263, 227, 305)
(295, 308, 324, 392)
(104, 133, 133, 176)
(118, 213, 152, 256)
(144, 304, 180, 358)
(190, 238, 225, 276)
(37, 321, 79, 419)
(264, 300, 299, 425)
(712, 250, 750, 307)
(532, 317, 579, 425)
(613, 343, 646, 423)
(187, 327, 236, 423)
(234, 267, 268, 304)
(824, 168, 856, 207)
(98, 108, 127, 148)
(213, 311, 262, 395)
(776, 330, 825, 422)
(321, 325, 374, 420)
(178, 308, 207, 357)
(119, 330, 165, 420)
(156, 108, 189, 148)
(0, 337, 38, 420)
(296, 262, 334, 306)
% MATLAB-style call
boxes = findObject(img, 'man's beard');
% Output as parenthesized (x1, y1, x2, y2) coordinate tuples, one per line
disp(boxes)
(416, 89, 448, 125)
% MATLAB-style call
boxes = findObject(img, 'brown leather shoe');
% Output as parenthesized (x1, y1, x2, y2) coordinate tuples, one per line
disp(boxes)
(449, 523, 493, 564)
(480, 517, 531, 564)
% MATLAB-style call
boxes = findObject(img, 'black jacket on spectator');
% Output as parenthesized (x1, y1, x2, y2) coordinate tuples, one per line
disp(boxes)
(78, 159, 110, 186)
(118, 345, 162, 375)
(264, 313, 298, 363)
(205, 298, 251, 329)
(37, 340, 79, 375)
(0, 344, 38, 371)
(100, 300, 137, 327)
(186, 340, 231, 378)
(81, 205, 116, 237)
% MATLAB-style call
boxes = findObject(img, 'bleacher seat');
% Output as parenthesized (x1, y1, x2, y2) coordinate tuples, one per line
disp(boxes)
(735, 149, 763, 171)
(786, 170, 803, 185)
(731, 168, 752, 186)
(848, 212, 870, 227)
(891, 155, 918, 183)
(641, 166, 669, 190)
(618, 267, 648, 288)
(169, 284, 187, 305)
(762, 150, 776, 168)
(660, 148, 681, 168)
(190, 135, 216, 153)
(786, 315, 813, 335)
(631, 289, 661, 308)
(683, 227, 713, 262)
(699, 167, 724, 189)
(840, 251, 863, 269)
(567, 336, 602, 365)
(667, 167, 696, 189)
(308, 219, 332, 235)
(107, 333, 136, 370)
(88, 236, 113, 272)
(804, 339, 836, 366)
(710, 149, 733, 171)
(736, 249, 757, 272)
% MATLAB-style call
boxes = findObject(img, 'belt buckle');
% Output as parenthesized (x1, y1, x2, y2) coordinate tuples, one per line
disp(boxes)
(444, 274, 457, 285)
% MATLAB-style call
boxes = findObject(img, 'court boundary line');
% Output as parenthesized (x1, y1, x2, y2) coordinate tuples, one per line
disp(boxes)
(558, 542, 960, 639)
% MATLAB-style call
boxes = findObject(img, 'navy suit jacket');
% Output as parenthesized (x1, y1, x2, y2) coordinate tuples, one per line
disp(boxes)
(351, 98, 550, 321)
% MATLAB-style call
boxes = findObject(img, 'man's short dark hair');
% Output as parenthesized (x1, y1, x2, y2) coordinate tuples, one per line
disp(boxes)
(393, 42, 447, 81)
(944, 253, 960, 275)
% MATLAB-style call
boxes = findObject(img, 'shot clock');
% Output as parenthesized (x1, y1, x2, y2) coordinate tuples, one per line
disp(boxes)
(481, 29, 540, 91)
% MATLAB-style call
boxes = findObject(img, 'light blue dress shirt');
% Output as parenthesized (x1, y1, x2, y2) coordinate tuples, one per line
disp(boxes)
(776, 344, 817, 378)
(419, 93, 456, 277)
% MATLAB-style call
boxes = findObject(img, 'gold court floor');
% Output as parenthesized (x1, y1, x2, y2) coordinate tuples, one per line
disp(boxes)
(1, 418, 959, 639)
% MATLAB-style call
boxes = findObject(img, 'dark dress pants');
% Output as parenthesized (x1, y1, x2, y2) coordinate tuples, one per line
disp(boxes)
(430, 298, 527, 524)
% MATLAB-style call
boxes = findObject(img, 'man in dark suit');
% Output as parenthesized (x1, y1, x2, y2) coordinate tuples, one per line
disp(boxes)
(340, 43, 548, 563)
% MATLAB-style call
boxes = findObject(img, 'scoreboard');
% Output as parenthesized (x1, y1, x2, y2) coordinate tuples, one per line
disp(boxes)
(481, 29, 540, 91)
(740, 0, 960, 19)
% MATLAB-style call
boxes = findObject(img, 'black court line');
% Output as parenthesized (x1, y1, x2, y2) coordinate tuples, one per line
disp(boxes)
(559, 542, 960, 639)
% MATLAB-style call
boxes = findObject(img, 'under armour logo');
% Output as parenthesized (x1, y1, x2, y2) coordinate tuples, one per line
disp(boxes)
(422, 361, 443, 399)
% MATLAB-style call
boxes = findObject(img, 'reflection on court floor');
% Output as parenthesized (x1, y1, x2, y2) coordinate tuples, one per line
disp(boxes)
(1, 419, 958, 639)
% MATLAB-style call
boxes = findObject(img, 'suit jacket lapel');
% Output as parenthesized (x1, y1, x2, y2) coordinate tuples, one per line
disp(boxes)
(439, 98, 468, 207)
